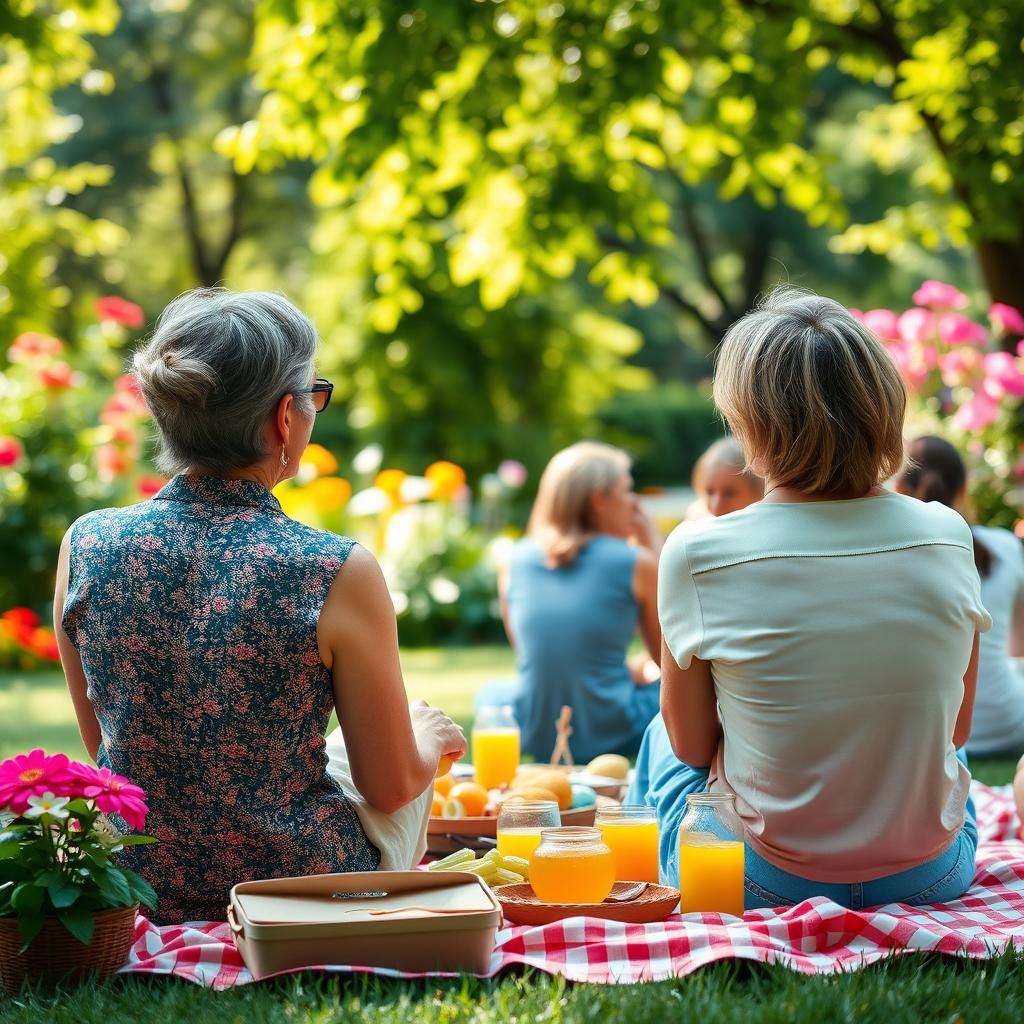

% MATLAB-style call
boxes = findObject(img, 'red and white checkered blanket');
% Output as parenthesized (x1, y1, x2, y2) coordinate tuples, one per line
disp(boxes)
(119, 783, 1024, 988)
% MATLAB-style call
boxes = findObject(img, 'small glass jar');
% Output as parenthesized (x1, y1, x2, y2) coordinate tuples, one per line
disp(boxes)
(678, 792, 745, 916)
(496, 799, 561, 862)
(471, 705, 521, 790)
(595, 804, 660, 883)
(529, 826, 615, 904)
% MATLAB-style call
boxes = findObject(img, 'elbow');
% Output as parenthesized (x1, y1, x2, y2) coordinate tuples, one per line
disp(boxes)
(666, 730, 715, 771)
(355, 769, 428, 815)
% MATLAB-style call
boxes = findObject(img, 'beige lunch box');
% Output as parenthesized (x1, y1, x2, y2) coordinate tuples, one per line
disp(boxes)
(227, 870, 502, 979)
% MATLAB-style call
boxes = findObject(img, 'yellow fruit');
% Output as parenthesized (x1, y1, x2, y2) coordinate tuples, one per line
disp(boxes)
(442, 797, 467, 819)
(436, 754, 460, 778)
(501, 786, 561, 806)
(431, 793, 444, 816)
(434, 772, 455, 797)
(513, 769, 572, 811)
(447, 781, 489, 817)
(586, 754, 631, 780)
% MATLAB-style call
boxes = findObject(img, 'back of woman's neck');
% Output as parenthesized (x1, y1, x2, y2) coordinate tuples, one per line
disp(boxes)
(761, 482, 885, 504)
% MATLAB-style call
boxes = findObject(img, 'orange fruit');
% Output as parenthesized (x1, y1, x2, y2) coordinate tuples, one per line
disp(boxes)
(431, 793, 444, 815)
(500, 786, 560, 806)
(513, 769, 572, 810)
(436, 753, 460, 778)
(434, 772, 455, 798)
(446, 781, 489, 817)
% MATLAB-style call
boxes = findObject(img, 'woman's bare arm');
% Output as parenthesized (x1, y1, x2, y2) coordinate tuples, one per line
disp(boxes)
(318, 544, 466, 814)
(497, 558, 515, 650)
(54, 529, 102, 762)
(632, 547, 662, 667)
(660, 639, 720, 768)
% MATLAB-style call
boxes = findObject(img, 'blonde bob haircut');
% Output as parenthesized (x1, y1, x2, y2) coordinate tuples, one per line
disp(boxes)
(713, 287, 906, 496)
(528, 441, 632, 568)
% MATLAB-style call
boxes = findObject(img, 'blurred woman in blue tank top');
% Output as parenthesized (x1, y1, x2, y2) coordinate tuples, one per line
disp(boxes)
(477, 442, 662, 763)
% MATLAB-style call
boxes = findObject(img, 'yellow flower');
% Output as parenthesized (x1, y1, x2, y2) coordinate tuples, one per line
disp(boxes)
(301, 443, 338, 477)
(425, 460, 467, 501)
(305, 476, 352, 510)
(375, 469, 407, 504)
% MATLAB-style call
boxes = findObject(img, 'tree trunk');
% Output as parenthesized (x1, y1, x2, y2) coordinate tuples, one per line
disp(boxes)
(975, 237, 1024, 317)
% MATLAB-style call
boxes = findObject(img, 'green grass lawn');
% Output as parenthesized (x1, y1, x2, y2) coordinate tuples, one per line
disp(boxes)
(2, 653, 1022, 1019)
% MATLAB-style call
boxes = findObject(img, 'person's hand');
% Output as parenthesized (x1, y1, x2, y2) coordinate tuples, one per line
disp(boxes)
(628, 497, 662, 553)
(628, 654, 660, 686)
(410, 699, 468, 763)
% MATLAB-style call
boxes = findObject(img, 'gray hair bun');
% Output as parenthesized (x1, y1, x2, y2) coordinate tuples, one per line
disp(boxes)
(131, 288, 318, 475)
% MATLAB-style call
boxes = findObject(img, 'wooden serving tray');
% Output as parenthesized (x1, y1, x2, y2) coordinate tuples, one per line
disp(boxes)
(427, 803, 597, 839)
(494, 881, 681, 926)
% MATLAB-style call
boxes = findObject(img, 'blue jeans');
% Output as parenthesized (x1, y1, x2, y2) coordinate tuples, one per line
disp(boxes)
(627, 715, 979, 911)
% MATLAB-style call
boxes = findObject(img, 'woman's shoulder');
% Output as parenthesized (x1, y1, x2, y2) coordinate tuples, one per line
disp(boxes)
(270, 515, 357, 564)
(974, 523, 1024, 561)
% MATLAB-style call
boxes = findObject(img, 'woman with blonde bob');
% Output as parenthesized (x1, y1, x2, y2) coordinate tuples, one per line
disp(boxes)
(630, 287, 990, 908)
(480, 442, 662, 762)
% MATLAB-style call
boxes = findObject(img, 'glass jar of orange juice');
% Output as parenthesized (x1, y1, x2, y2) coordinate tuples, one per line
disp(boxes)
(595, 805, 660, 883)
(471, 705, 520, 790)
(529, 826, 615, 904)
(497, 799, 560, 861)
(678, 792, 745, 917)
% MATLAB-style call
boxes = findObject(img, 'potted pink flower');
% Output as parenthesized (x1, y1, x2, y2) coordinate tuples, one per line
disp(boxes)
(0, 749, 157, 993)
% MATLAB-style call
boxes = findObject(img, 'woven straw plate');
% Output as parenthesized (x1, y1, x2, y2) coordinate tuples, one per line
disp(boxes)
(494, 882, 680, 925)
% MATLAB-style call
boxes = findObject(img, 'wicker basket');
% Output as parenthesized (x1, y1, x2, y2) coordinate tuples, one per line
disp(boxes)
(0, 903, 138, 995)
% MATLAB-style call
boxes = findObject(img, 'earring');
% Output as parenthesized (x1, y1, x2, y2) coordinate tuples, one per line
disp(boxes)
(280, 445, 290, 467)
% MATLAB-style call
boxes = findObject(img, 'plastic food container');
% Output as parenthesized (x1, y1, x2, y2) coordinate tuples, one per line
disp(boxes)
(228, 870, 501, 979)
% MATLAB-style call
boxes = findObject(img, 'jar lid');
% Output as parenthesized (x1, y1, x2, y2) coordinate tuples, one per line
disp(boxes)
(595, 804, 656, 822)
(539, 826, 602, 844)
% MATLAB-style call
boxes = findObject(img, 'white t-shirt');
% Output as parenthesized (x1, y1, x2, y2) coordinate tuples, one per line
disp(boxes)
(659, 492, 991, 883)
(970, 525, 1024, 755)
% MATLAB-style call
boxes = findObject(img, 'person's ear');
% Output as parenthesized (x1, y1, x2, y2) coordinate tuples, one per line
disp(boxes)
(274, 392, 294, 447)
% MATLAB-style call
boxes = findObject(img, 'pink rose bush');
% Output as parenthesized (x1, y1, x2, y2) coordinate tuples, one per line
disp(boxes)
(0, 749, 157, 946)
(853, 282, 1024, 530)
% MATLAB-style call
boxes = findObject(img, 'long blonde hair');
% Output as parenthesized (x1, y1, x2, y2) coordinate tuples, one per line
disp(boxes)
(528, 441, 632, 568)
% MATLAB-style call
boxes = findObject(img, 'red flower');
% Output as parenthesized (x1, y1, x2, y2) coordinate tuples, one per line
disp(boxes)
(29, 627, 60, 661)
(95, 296, 145, 329)
(115, 374, 144, 398)
(3, 608, 40, 629)
(138, 475, 167, 498)
(37, 361, 76, 390)
(97, 445, 130, 481)
(8, 332, 63, 363)
(0, 436, 24, 467)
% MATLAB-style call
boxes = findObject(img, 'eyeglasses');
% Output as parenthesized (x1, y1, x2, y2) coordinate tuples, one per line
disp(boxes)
(296, 378, 334, 413)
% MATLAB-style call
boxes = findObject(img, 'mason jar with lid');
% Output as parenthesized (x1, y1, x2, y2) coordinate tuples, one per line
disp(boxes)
(595, 804, 660, 883)
(529, 826, 615, 904)
(678, 792, 745, 916)
(496, 799, 560, 862)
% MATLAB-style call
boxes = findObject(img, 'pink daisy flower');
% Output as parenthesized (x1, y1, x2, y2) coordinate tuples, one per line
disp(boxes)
(0, 749, 74, 813)
(69, 764, 149, 831)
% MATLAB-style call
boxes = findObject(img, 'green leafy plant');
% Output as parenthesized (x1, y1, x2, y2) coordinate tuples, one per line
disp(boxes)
(0, 750, 157, 949)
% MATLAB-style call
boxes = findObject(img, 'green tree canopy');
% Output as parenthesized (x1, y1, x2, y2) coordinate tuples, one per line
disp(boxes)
(236, 0, 1024, 326)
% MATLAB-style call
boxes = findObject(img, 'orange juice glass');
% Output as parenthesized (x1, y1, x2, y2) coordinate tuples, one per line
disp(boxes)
(529, 826, 615, 904)
(497, 800, 560, 861)
(471, 705, 520, 789)
(595, 805, 660, 883)
(678, 793, 745, 917)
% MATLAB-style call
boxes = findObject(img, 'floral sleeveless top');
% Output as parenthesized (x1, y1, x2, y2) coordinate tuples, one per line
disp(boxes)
(63, 474, 380, 923)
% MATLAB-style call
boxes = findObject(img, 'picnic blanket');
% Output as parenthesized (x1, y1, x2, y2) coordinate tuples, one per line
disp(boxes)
(118, 783, 1024, 988)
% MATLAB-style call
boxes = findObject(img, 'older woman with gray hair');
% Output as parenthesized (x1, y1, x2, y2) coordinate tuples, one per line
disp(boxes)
(53, 288, 466, 923)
